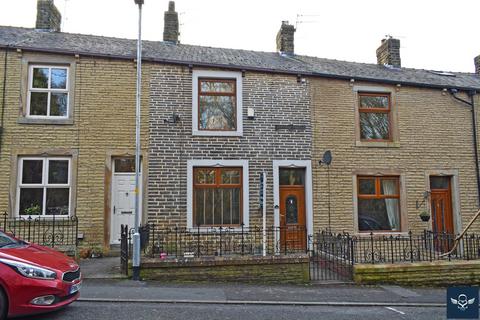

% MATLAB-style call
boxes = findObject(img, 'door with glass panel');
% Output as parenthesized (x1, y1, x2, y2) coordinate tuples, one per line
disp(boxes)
(110, 158, 141, 244)
(430, 176, 454, 252)
(279, 168, 306, 252)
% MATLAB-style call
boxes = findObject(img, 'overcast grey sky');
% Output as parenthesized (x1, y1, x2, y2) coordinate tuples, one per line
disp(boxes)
(1, 0, 479, 72)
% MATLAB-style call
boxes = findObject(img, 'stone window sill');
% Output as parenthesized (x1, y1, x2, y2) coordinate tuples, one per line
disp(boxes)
(18, 117, 74, 125)
(17, 215, 72, 220)
(192, 130, 243, 137)
(355, 140, 400, 148)
(355, 231, 409, 237)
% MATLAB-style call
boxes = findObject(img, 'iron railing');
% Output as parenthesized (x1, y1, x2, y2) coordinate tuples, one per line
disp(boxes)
(314, 230, 480, 265)
(145, 224, 308, 258)
(1, 212, 78, 249)
(309, 230, 480, 281)
(144, 225, 480, 263)
(121, 226, 480, 281)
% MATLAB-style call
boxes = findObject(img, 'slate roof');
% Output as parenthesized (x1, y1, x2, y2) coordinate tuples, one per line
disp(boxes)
(1, 25, 479, 90)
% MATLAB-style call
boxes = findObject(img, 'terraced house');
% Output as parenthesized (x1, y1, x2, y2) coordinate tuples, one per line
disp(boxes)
(1, 0, 480, 269)
(0, 0, 150, 251)
(146, 4, 480, 256)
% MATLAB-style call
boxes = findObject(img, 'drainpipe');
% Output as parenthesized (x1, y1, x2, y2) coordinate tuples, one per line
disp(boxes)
(0, 48, 7, 158)
(449, 89, 480, 207)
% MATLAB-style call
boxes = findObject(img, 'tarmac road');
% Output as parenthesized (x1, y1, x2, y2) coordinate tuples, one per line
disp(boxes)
(12, 279, 450, 320)
(18, 301, 446, 320)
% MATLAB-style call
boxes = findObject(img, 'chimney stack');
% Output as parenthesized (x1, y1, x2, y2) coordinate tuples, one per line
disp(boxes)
(376, 37, 401, 68)
(475, 55, 480, 74)
(163, 1, 179, 44)
(276, 21, 295, 56)
(36, 0, 61, 32)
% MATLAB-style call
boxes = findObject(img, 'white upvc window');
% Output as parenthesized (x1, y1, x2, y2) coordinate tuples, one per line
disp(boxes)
(27, 65, 69, 118)
(192, 70, 243, 136)
(17, 157, 71, 217)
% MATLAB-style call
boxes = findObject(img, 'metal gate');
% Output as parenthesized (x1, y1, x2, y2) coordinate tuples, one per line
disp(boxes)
(309, 231, 354, 281)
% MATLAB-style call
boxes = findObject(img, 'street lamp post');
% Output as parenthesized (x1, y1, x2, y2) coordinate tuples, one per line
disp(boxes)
(132, 0, 144, 281)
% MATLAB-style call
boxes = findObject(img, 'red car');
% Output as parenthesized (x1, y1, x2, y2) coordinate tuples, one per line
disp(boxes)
(0, 230, 81, 319)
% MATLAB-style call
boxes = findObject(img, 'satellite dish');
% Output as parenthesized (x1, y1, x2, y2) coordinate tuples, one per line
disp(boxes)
(320, 150, 332, 166)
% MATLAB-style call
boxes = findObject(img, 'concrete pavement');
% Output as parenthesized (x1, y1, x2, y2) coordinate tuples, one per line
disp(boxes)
(78, 279, 447, 306)
(79, 257, 127, 279)
(78, 257, 448, 308)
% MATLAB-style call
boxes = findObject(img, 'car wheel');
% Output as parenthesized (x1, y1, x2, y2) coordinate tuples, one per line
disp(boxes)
(0, 288, 7, 320)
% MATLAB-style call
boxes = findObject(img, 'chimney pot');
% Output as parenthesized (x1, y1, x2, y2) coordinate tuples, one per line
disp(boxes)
(163, 1, 179, 44)
(276, 21, 295, 56)
(475, 55, 480, 75)
(376, 37, 401, 68)
(35, 0, 61, 32)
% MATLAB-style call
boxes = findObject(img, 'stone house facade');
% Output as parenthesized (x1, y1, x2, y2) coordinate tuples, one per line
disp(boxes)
(0, 1, 150, 250)
(1, 0, 480, 252)
(312, 79, 480, 236)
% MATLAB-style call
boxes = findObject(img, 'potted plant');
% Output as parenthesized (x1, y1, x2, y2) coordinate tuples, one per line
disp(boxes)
(419, 210, 430, 222)
(23, 204, 41, 216)
(90, 246, 104, 258)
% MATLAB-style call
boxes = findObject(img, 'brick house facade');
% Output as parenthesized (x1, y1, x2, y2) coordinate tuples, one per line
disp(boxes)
(148, 66, 312, 233)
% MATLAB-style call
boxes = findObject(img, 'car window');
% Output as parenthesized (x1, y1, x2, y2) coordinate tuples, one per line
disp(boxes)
(0, 231, 22, 248)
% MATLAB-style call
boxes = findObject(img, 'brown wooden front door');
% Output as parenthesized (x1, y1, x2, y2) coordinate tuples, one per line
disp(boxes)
(279, 168, 307, 252)
(430, 176, 454, 252)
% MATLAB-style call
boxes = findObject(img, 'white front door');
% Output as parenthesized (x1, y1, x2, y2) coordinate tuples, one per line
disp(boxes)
(110, 158, 141, 244)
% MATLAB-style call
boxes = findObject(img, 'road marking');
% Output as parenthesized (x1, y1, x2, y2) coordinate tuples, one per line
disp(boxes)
(385, 307, 406, 315)
(381, 285, 420, 298)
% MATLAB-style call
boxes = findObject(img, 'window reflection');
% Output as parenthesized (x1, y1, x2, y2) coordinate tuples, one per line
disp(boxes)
(279, 169, 304, 186)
